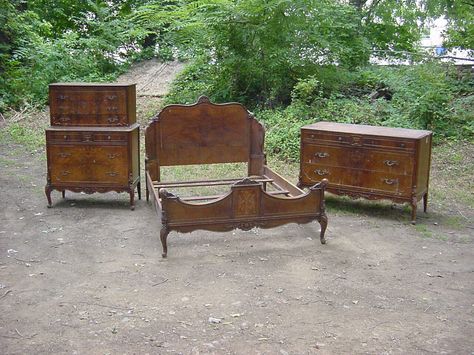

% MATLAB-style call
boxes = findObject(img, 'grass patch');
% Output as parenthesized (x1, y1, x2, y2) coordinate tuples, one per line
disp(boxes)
(415, 224, 434, 239)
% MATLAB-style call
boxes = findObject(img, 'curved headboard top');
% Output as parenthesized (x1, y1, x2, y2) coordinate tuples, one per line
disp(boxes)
(145, 96, 265, 181)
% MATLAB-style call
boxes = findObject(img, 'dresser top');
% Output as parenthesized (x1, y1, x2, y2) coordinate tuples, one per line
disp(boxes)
(302, 121, 432, 139)
(46, 123, 139, 132)
(49, 83, 136, 87)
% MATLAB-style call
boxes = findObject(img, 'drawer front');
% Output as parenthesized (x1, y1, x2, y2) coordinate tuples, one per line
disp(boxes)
(48, 145, 129, 184)
(302, 130, 415, 151)
(50, 88, 131, 126)
(301, 163, 412, 196)
(47, 131, 128, 145)
(356, 171, 412, 195)
(302, 144, 414, 175)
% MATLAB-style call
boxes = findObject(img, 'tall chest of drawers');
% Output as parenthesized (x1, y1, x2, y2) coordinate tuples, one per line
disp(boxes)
(45, 83, 140, 209)
(299, 122, 432, 223)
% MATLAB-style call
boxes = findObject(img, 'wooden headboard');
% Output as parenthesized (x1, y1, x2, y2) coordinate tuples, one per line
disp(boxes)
(145, 96, 265, 181)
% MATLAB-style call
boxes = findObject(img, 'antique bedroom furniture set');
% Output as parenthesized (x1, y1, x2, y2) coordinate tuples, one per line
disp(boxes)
(45, 84, 432, 257)
(45, 83, 141, 210)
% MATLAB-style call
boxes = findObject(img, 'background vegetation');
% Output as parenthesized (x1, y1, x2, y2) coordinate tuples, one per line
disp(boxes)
(1, 0, 473, 161)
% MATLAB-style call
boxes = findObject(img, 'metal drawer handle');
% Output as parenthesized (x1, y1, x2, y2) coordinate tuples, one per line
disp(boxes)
(314, 169, 329, 176)
(59, 117, 71, 122)
(383, 178, 398, 185)
(58, 95, 68, 100)
(82, 134, 92, 142)
(384, 160, 399, 167)
(61, 170, 70, 176)
(106, 95, 117, 100)
(58, 152, 71, 158)
(107, 116, 119, 123)
(315, 152, 329, 158)
(107, 172, 119, 177)
(107, 153, 120, 159)
(106, 106, 118, 112)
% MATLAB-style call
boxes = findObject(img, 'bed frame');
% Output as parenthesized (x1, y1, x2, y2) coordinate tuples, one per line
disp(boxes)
(145, 96, 328, 257)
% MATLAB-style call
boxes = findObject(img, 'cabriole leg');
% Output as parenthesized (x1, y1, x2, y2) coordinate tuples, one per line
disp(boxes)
(411, 199, 417, 225)
(423, 192, 428, 213)
(160, 227, 169, 258)
(129, 189, 135, 211)
(317, 212, 328, 244)
(45, 185, 52, 208)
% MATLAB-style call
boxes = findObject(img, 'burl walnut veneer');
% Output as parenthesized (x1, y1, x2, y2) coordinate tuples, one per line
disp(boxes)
(299, 122, 432, 223)
(45, 83, 140, 209)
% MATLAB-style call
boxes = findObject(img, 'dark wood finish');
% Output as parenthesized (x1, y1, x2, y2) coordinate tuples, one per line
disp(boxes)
(49, 83, 136, 127)
(299, 122, 432, 223)
(145, 96, 328, 257)
(45, 84, 140, 209)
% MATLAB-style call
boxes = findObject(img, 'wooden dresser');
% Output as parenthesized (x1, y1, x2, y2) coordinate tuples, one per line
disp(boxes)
(45, 83, 140, 209)
(299, 122, 432, 223)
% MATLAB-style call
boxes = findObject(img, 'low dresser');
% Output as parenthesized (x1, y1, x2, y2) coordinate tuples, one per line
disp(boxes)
(299, 122, 432, 223)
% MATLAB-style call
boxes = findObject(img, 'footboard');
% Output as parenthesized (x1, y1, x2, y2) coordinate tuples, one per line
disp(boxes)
(158, 178, 328, 257)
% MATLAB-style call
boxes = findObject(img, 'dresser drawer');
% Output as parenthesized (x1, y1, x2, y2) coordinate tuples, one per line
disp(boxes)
(300, 164, 351, 186)
(48, 144, 129, 185)
(355, 171, 412, 195)
(301, 163, 412, 196)
(302, 130, 415, 151)
(47, 131, 128, 144)
(302, 144, 414, 175)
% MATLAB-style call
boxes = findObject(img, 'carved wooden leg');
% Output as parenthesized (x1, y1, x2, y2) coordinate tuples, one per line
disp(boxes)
(62, 190, 66, 199)
(129, 189, 135, 211)
(411, 199, 417, 225)
(423, 192, 428, 213)
(317, 213, 328, 244)
(137, 181, 142, 200)
(160, 227, 169, 258)
(45, 185, 52, 208)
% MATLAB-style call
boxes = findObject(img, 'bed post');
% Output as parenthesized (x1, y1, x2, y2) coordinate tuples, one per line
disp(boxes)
(145, 119, 161, 201)
(248, 114, 265, 176)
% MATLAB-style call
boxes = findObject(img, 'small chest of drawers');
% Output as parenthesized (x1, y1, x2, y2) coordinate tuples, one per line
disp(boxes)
(299, 122, 432, 223)
(45, 83, 140, 209)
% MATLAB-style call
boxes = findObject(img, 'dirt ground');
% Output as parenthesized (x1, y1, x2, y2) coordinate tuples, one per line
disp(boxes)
(1, 61, 473, 354)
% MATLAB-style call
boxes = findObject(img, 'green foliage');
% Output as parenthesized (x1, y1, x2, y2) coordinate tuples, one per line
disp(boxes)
(0, 0, 139, 111)
(257, 62, 473, 161)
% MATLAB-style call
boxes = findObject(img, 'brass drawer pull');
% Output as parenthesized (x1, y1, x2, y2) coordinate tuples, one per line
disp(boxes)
(107, 153, 120, 159)
(315, 152, 329, 158)
(58, 152, 71, 158)
(383, 178, 398, 185)
(384, 160, 399, 167)
(107, 172, 119, 177)
(107, 116, 119, 123)
(314, 169, 329, 176)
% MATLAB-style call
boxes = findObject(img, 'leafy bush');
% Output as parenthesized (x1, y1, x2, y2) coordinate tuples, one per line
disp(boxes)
(255, 62, 473, 162)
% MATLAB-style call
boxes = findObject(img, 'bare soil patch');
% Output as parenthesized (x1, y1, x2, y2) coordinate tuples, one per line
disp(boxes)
(0, 60, 473, 354)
